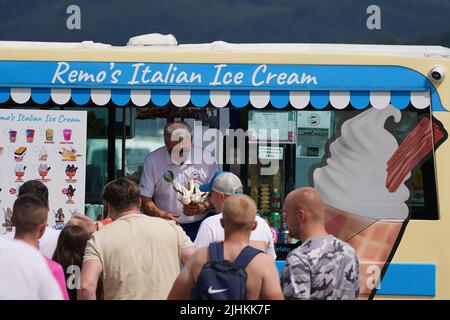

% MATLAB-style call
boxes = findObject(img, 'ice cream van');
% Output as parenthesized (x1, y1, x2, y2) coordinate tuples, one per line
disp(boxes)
(0, 34, 449, 299)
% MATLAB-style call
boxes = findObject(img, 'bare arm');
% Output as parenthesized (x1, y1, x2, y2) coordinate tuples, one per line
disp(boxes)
(181, 246, 197, 265)
(141, 195, 179, 222)
(260, 256, 285, 300)
(167, 256, 196, 300)
(79, 260, 103, 300)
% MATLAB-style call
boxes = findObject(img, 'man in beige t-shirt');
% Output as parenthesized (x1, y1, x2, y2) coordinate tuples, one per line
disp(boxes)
(80, 178, 196, 300)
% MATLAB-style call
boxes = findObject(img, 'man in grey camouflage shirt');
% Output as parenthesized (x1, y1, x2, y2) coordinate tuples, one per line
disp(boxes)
(282, 187, 360, 300)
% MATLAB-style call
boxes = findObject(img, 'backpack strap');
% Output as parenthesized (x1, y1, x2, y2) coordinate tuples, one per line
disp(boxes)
(208, 242, 224, 262)
(234, 246, 263, 269)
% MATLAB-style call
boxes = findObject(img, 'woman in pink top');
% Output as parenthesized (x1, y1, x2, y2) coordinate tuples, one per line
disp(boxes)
(44, 256, 69, 300)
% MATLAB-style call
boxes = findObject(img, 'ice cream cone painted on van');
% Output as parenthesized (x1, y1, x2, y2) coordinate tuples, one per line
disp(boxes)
(314, 106, 447, 299)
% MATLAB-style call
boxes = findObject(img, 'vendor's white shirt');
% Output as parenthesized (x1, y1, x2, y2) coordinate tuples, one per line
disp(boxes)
(0, 238, 63, 300)
(139, 146, 219, 224)
(194, 212, 277, 260)
(1, 226, 60, 259)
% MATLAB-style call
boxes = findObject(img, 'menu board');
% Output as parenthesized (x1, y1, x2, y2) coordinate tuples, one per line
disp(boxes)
(248, 111, 296, 143)
(0, 109, 87, 234)
(258, 146, 284, 160)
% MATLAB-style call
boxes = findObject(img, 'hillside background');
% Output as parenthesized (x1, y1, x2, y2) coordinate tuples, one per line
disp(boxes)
(0, 0, 449, 46)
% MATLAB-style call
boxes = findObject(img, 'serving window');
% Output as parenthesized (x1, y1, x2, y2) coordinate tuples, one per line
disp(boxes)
(0, 98, 443, 243)
(85, 98, 445, 228)
(89, 103, 441, 226)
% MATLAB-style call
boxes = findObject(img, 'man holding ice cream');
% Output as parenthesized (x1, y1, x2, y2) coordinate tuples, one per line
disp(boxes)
(139, 121, 219, 241)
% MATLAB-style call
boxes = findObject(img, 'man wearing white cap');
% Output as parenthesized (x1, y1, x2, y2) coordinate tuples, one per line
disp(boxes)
(195, 171, 276, 260)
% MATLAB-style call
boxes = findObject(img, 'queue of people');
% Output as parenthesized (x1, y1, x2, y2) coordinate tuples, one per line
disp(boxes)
(0, 175, 359, 300)
(0, 120, 360, 300)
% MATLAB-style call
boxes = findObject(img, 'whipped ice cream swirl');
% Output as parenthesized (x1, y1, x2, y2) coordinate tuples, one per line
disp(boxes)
(313, 105, 410, 220)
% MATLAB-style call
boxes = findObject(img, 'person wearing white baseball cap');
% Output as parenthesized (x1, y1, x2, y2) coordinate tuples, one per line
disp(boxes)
(195, 171, 276, 260)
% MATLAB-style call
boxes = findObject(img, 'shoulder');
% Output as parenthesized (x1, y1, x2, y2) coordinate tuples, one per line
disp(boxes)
(285, 246, 313, 269)
(163, 217, 187, 230)
(103, 214, 174, 232)
(200, 213, 222, 228)
(144, 146, 167, 163)
(253, 250, 274, 263)
(1, 238, 38, 255)
(336, 237, 358, 260)
(0, 239, 48, 269)
(190, 246, 209, 266)
(88, 218, 123, 243)
(326, 236, 355, 252)
(248, 250, 276, 272)
(153, 217, 195, 237)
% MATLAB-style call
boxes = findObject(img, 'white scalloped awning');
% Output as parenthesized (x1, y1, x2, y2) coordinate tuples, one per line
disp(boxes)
(0, 88, 431, 110)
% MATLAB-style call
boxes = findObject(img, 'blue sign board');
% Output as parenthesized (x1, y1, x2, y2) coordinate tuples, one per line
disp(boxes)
(0, 61, 437, 91)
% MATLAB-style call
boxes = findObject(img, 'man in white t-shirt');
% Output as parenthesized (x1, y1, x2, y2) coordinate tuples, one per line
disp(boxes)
(194, 171, 276, 260)
(139, 121, 219, 241)
(0, 237, 63, 300)
(1, 180, 60, 258)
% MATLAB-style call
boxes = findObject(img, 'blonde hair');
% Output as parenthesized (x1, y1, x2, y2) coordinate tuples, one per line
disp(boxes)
(222, 195, 257, 232)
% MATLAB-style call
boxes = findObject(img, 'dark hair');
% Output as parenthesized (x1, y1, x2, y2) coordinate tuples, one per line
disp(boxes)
(102, 178, 141, 212)
(12, 194, 48, 234)
(53, 224, 90, 270)
(52, 225, 91, 300)
(18, 180, 49, 208)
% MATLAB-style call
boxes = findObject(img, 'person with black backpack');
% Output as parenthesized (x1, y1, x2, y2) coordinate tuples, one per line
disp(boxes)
(167, 195, 283, 300)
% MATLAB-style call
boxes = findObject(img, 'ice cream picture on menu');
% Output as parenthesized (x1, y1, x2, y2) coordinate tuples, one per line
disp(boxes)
(62, 185, 76, 204)
(8, 130, 17, 143)
(60, 129, 73, 144)
(53, 208, 65, 230)
(25, 128, 35, 143)
(14, 164, 26, 182)
(38, 163, 51, 181)
(2, 208, 13, 232)
(44, 128, 54, 144)
(38, 146, 48, 161)
(65, 164, 78, 183)
(69, 208, 80, 216)
(59, 147, 81, 161)
(14, 147, 27, 162)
